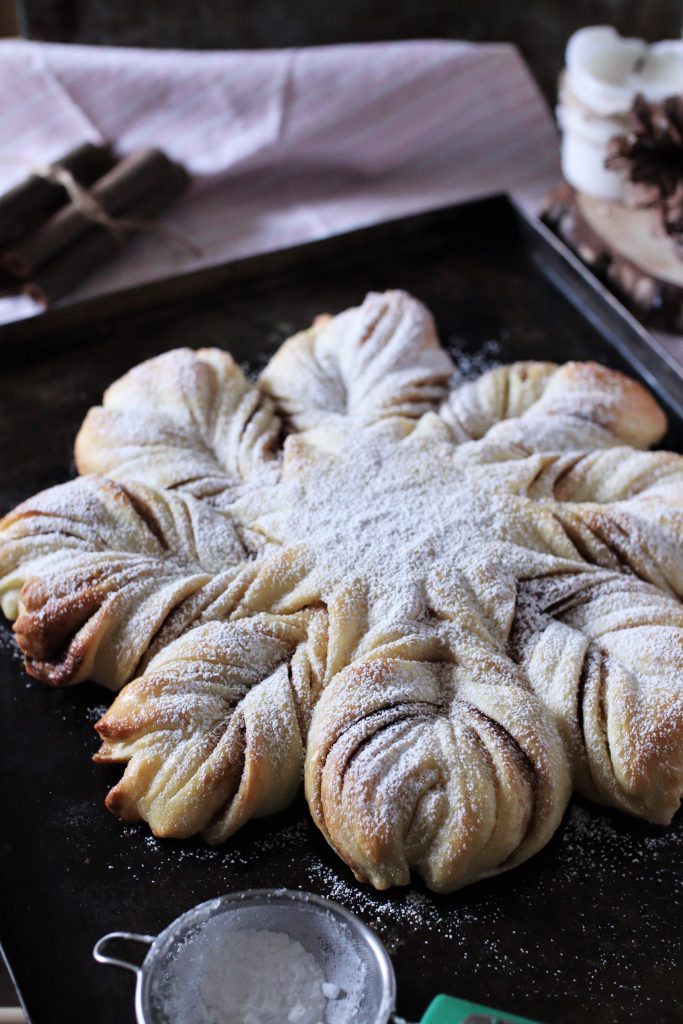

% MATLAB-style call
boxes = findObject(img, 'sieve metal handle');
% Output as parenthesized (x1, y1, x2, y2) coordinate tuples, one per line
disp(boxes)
(93, 931, 155, 976)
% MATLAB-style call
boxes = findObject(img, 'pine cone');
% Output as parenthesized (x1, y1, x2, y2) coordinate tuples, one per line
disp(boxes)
(606, 94, 683, 251)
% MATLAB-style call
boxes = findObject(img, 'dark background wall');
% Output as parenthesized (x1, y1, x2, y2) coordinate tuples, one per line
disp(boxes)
(17, 0, 683, 100)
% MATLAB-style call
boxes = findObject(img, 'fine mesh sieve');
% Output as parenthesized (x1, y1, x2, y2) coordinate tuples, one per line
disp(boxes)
(94, 888, 397, 1024)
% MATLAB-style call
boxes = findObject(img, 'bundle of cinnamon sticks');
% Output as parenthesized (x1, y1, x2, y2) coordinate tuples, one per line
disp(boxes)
(0, 142, 191, 306)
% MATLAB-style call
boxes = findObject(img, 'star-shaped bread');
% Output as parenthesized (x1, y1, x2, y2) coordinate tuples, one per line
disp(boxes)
(1, 290, 682, 893)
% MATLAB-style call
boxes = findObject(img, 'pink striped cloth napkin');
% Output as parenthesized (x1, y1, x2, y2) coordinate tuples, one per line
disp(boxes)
(0, 38, 560, 324)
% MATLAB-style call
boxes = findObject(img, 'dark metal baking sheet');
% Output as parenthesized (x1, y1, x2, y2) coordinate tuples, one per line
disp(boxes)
(1, 196, 681, 1024)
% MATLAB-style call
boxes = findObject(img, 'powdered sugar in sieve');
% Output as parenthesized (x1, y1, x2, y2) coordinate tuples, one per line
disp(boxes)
(94, 889, 396, 1024)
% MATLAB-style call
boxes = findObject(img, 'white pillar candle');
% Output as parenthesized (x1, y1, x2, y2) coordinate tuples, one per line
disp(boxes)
(559, 26, 683, 199)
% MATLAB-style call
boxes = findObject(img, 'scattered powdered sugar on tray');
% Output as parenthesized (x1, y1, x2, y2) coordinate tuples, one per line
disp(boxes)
(84, 702, 110, 723)
(446, 336, 503, 382)
(0, 622, 24, 664)
(115, 791, 681, 1019)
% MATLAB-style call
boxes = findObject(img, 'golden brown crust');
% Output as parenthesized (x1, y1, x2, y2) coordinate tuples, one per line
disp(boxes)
(543, 361, 667, 448)
(441, 359, 667, 451)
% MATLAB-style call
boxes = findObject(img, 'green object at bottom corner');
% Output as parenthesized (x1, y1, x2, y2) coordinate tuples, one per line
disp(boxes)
(420, 993, 545, 1024)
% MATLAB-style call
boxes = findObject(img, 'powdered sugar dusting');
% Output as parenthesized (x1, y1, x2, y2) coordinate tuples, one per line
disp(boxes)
(244, 427, 556, 628)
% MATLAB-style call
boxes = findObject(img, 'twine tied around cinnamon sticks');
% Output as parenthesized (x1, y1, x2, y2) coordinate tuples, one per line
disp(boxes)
(23, 160, 201, 257)
(0, 143, 198, 307)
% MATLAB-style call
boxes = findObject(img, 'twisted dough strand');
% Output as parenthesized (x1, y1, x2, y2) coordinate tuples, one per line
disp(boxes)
(260, 290, 454, 434)
(0, 476, 253, 688)
(76, 347, 280, 497)
(96, 611, 327, 841)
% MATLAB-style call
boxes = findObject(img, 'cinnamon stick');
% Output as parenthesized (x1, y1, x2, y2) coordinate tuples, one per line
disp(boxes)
(25, 163, 190, 307)
(0, 142, 114, 249)
(5, 148, 183, 279)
